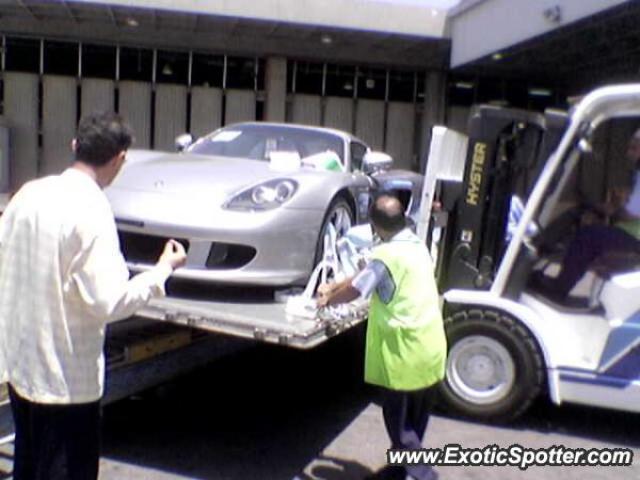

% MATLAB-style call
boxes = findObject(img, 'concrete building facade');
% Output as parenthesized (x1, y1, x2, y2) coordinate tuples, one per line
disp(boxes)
(0, 0, 638, 190)
(0, 0, 456, 190)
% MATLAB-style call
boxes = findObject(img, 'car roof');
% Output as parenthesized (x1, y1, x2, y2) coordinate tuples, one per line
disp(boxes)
(225, 121, 366, 145)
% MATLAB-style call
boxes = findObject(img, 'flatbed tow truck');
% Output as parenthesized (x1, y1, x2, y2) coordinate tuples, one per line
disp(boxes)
(0, 281, 366, 446)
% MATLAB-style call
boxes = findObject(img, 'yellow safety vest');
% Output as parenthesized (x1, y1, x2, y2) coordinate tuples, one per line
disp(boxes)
(365, 231, 447, 391)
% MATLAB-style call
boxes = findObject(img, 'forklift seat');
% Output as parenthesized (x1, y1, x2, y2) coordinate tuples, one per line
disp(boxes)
(588, 251, 640, 307)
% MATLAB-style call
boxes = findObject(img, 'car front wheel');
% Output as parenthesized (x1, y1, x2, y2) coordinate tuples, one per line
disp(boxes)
(313, 197, 355, 273)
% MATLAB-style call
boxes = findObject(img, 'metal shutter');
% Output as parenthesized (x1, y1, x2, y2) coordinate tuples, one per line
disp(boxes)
(190, 86, 223, 138)
(118, 81, 152, 149)
(154, 84, 188, 152)
(81, 78, 115, 118)
(224, 89, 256, 125)
(3, 72, 39, 189)
(290, 94, 322, 126)
(385, 102, 416, 171)
(324, 97, 353, 133)
(355, 99, 385, 150)
(42, 75, 77, 176)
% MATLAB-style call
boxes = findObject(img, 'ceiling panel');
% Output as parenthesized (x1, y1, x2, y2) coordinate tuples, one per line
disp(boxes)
(452, 1, 640, 91)
(0, 0, 449, 69)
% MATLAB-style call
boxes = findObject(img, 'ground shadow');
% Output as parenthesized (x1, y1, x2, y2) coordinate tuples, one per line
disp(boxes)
(514, 396, 640, 447)
(296, 455, 373, 480)
(101, 326, 372, 479)
(433, 395, 640, 449)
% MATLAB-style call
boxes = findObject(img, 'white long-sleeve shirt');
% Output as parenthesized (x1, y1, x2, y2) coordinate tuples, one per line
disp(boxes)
(0, 168, 172, 404)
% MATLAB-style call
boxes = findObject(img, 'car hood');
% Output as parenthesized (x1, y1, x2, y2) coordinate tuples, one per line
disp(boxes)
(109, 150, 306, 198)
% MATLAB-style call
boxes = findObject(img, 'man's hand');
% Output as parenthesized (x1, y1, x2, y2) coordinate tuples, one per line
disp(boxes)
(316, 279, 360, 307)
(316, 282, 335, 308)
(158, 239, 187, 271)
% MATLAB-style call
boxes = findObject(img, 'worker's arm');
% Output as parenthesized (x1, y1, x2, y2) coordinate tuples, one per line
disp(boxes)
(614, 207, 640, 223)
(612, 187, 640, 223)
(317, 277, 359, 307)
(317, 260, 393, 308)
(586, 184, 640, 223)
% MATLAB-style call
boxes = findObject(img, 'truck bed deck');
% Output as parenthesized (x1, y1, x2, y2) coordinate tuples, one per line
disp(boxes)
(0, 283, 367, 444)
(136, 283, 366, 349)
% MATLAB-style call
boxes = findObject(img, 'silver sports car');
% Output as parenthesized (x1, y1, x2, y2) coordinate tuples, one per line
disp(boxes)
(105, 122, 423, 286)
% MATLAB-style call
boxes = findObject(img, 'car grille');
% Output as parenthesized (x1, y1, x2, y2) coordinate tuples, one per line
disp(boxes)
(118, 231, 190, 264)
(118, 231, 256, 270)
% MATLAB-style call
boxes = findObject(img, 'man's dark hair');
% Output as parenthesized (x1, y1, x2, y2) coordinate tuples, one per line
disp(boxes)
(369, 193, 406, 234)
(74, 112, 134, 166)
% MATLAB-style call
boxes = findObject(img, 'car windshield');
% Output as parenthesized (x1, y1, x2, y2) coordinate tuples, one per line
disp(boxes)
(187, 124, 345, 164)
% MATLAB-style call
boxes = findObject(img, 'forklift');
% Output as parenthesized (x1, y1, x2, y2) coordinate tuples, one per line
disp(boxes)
(421, 85, 640, 422)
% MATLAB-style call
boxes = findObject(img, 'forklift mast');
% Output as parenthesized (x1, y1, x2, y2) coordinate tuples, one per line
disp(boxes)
(438, 106, 567, 292)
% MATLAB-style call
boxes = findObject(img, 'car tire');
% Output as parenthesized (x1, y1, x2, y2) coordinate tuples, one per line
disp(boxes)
(313, 197, 355, 275)
(439, 308, 544, 423)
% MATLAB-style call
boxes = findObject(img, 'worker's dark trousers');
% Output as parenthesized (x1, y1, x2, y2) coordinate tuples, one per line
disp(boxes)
(382, 383, 439, 480)
(554, 225, 640, 297)
(8, 385, 101, 480)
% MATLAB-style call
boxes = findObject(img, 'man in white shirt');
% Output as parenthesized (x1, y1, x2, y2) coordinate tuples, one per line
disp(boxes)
(0, 112, 186, 480)
(533, 128, 640, 301)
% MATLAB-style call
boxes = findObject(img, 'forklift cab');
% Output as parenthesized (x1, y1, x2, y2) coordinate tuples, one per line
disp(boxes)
(520, 118, 640, 307)
(424, 85, 640, 423)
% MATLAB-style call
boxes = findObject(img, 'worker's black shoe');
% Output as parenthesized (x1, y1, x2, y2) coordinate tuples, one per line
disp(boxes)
(406, 468, 439, 480)
(364, 465, 404, 479)
(365, 465, 439, 480)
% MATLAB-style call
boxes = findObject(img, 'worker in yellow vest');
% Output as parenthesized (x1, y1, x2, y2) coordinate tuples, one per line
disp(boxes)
(317, 193, 446, 480)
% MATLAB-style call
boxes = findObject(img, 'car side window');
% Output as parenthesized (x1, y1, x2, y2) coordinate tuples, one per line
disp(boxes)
(350, 142, 368, 172)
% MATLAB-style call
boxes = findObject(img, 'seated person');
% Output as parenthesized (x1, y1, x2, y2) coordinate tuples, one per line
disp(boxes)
(533, 128, 640, 301)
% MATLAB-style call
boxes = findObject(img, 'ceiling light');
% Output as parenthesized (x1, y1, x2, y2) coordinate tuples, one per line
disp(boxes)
(343, 82, 354, 91)
(529, 88, 553, 97)
(454, 81, 474, 89)
(162, 63, 173, 76)
(366, 79, 375, 89)
(124, 17, 139, 27)
(320, 34, 332, 45)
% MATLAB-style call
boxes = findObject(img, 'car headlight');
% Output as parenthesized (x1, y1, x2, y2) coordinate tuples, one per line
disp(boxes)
(224, 179, 298, 211)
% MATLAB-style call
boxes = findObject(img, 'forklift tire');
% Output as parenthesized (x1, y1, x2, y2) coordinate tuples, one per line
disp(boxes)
(439, 308, 544, 423)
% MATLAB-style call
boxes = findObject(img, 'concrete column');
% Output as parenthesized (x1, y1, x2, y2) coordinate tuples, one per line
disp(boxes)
(264, 57, 287, 122)
(419, 70, 447, 173)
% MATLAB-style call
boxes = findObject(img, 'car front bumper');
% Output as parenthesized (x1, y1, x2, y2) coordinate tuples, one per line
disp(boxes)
(109, 190, 325, 286)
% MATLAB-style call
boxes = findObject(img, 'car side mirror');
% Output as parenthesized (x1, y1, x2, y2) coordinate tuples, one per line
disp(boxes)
(362, 151, 393, 174)
(175, 133, 194, 152)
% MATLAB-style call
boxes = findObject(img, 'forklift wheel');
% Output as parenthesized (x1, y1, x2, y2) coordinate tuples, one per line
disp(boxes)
(439, 308, 544, 423)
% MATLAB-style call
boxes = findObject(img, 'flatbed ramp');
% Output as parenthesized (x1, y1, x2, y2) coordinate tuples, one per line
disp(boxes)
(136, 286, 367, 349)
